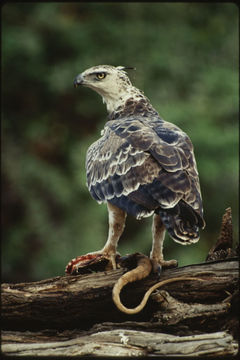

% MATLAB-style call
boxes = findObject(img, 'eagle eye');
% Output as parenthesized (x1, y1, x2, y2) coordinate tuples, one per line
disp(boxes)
(96, 72, 106, 80)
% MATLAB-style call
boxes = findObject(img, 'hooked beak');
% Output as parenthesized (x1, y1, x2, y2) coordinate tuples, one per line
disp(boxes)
(74, 74, 84, 88)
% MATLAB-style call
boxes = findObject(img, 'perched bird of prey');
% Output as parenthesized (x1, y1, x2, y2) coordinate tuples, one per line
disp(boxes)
(73, 65, 205, 271)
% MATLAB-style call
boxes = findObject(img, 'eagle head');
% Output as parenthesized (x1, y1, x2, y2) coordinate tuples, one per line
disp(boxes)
(74, 65, 136, 113)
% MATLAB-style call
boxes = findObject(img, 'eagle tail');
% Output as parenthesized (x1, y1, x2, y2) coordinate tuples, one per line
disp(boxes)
(156, 200, 205, 244)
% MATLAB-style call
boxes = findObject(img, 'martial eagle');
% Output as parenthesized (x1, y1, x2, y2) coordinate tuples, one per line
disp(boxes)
(73, 65, 205, 271)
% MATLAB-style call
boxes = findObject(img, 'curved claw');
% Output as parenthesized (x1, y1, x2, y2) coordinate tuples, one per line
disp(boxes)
(65, 252, 120, 275)
(156, 264, 162, 278)
(65, 254, 104, 275)
(150, 259, 162, 277)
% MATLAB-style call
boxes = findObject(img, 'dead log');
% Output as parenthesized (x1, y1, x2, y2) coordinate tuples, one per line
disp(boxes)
(1, 258, 238, 330)
(2, 329, 238, 357)
(1, 207, 239, 357)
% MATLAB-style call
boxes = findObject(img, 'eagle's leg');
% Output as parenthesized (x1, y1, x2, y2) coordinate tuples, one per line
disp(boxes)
(88, 202, 127, 270)
(101, 202, 127, 269)
(150, 213, 178, 272)
(66, 203, 126, 274)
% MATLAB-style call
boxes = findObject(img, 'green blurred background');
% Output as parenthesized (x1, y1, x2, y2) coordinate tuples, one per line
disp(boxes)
(2, 2, 238, 282)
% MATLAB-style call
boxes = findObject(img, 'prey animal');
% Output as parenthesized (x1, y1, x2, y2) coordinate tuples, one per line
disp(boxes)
(69, 65, 205, 274)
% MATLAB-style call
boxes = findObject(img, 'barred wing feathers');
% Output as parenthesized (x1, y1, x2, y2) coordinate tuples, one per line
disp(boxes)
(86, 116, 205, 244)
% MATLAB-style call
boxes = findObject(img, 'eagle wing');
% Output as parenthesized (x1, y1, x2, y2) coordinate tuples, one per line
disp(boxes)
(86, 116, 205, 243)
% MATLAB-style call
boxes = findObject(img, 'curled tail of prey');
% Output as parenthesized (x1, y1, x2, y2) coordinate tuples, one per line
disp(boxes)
(112, 254, 204, 314)
(157, 200, 205, 245)
(112, 254, 152, 314)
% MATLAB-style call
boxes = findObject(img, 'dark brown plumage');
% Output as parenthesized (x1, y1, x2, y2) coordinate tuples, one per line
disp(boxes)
(73, 65, 205, 269)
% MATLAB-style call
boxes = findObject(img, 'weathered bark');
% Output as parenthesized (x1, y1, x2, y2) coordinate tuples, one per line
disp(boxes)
(1, 259, 238, 330)
(2, 329, 238, 357)
(1, 258, 239, 356)
(1, 208, 239, 357)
